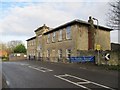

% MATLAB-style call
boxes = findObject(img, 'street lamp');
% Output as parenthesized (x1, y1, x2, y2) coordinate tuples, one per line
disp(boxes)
(92, 17, 100, 65)
(93, 18, 99, 29)
(93, 17, 99, 44)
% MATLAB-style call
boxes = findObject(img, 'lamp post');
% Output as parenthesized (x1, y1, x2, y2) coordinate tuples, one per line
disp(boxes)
(92, 17, 100, 65)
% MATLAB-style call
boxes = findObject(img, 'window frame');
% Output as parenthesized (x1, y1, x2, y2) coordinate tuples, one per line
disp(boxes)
(52, 32, 56, 42)
(47, 34, 50, 43)
(58, 49, 62, 58)
(66, 49, 71, 58)
(47, 49, 50, 57)
(66, 26, 71, 39)
(59, 30, 62, 41)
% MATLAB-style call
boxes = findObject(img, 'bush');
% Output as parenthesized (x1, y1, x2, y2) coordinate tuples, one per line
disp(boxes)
(2, 57, 9, 61)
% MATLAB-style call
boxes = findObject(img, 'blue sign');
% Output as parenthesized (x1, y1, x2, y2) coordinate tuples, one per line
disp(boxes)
(69, 56, 95, 63)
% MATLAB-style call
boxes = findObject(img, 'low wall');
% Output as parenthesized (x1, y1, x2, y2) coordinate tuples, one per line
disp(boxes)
(77, 50, 120, 65)
(9, 53, 27, 61)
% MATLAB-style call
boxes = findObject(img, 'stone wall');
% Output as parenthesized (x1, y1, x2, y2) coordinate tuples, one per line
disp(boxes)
(77, 50, 119, 65)
(9, 53, 27, 61)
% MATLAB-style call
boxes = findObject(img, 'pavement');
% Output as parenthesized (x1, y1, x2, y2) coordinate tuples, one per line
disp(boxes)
(2, 60, 119, 89)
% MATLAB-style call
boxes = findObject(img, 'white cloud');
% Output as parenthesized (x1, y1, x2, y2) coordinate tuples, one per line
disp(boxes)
(2, 0, 112, 2)
(0, 1, 118, 44)
(0, 3, 77, 37)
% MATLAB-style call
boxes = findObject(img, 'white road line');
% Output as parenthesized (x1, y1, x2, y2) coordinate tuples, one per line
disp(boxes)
(54, 75, 91, 90)
(40, 67, 53, 71)
(6, 80, 10, 86)
(65, 74, 115, 90)
(56, 75, 66, 77)
(65, 74, 89, 82)
(27, 65, 53, 72)
(90, 81, 115, 90)
(33, 67, 46, 72)
(20, 63, 29, 66)
(28, 66, 46, 72)
(54, 74, 115, 90)
(77, 81, 91, 84)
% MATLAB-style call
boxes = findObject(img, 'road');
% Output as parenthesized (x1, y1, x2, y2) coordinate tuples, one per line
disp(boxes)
(2, 60, 118, 89)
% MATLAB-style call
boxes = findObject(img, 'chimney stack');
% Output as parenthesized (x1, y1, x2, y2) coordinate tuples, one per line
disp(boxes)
(88, 16, 94, 25)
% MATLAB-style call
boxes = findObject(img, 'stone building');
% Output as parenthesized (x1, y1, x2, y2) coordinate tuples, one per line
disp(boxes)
(26, 36, 36, 60)
(26, 16, 112, 62)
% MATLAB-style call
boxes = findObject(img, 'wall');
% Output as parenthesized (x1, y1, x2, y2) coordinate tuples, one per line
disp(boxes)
(43, 25, 77, 62)
(26, 20, 112, 63)
(9, 53, 27, 61)
(27, 39, 36, 58)
(95, 29, 111, 50)
(77, 50, 119, 65)
(76, 24, 88, 50)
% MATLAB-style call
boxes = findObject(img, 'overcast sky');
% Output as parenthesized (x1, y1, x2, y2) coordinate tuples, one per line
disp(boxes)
(0, 0, 119, 46)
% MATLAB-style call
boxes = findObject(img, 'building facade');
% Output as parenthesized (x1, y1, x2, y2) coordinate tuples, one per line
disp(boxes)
(26, 16, 112, 62)
(26, 36, 36, 59)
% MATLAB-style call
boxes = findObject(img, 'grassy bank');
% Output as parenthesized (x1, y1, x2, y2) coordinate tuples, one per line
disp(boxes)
(99, 65, 120, 71)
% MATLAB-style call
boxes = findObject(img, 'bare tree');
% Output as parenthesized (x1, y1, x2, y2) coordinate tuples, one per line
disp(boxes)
(7, 40, 23, 53)
(0, 42, 7, 51)
(107, 0, 120, 30)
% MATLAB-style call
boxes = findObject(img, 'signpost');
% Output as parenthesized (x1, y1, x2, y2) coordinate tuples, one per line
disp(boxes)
(96, 44, 101, 65)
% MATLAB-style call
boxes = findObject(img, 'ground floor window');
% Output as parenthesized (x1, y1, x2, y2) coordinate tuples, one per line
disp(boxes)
(58, 49, 62, 58)
(66, 49, 71, 62)
(47, 49, 50, 57)
(66, 49, 71, 58)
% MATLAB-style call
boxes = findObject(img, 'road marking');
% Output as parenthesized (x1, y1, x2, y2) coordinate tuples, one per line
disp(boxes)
(20, 63, 29, 66)
(28, 66, 46, 72)
(54, 74, 115, 90)
(54, 75, 91, 90)
(40, 67, 53, 71)
(77, 81, 91, 84)
(28, 66, 53, 72)
(6, 80, 10, 86)
(66, 74, 115, 90)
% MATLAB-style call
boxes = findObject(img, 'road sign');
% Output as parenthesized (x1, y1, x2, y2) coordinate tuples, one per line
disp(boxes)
(96, 44, 101, 51)
(105, 53, 110, 60)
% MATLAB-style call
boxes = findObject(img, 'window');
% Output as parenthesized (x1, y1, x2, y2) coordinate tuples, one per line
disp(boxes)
(66, 26, 71, 39)
(59, 30, 62, 41)
(47, 49, 50, 57)
(58, 49, 62, 58)
(66, 49, 71, 58)
(47, 34, 50, 43)
(52, 32, 56, 42)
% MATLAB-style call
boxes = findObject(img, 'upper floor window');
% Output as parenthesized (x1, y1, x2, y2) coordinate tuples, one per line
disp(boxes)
(59, 30, 62, 41)
(66, 26, 71, 39)
(52, 32, 56, 42)
(47, 34, 50, 43)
